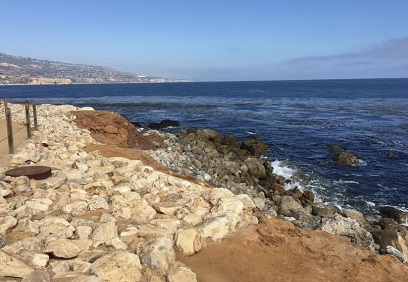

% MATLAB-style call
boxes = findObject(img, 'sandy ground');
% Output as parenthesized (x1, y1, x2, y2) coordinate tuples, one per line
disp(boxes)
(0, 118, 29, 167)
(178, 218, 408, 282)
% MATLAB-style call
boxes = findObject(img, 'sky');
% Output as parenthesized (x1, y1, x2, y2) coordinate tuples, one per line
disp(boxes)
(1, 0, 407, 81)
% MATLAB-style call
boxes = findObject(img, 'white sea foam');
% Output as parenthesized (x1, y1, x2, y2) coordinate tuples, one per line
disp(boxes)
(270, 160, 295, 180)
(270, 159, 307, 191)
(334, 179, 360, 185)
(358, 159, 367, 166)
(366, 201, 376, 207)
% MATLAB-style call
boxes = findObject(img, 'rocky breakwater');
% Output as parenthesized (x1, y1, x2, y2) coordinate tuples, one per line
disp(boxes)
(0, 104, 257, 281)
(147, 128, 408, 261)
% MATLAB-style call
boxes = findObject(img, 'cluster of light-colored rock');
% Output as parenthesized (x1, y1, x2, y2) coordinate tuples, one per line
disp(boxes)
(0, 104, 258, 281)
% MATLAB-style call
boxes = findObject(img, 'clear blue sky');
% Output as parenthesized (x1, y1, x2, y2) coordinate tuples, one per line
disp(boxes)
(1, 0, 407, 81)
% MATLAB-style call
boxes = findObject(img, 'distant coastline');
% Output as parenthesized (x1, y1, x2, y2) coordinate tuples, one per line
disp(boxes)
(0, 52, 189, 85)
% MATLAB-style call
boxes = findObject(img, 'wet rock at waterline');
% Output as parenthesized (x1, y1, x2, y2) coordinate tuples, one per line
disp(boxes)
(333, 152, 360, 165)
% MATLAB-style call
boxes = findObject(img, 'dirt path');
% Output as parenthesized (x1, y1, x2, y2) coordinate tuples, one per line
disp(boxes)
(0, 118, 28, 167)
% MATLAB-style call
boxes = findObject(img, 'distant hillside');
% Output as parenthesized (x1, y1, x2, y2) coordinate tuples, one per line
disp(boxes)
(0, 52, 187, 85)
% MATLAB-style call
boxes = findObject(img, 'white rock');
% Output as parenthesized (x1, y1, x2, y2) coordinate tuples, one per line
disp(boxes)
(51, 261, 70, 273)
(168, 266, 197, 282)
(209, 197, 244, 219)
(63, 201, 89, 216)
(207, 188, 235, 205)
(175, 228, 202, 256)
(44, 239, 81, 258)
(14, 218, 39, 234)
(53, 273, 102, 282)
(321, 214, 374, 249)
(38, 217, 75, 239)
(22, 270, 51, 282)
(72, 259, 92, 273)
(92, 222, 118, 247)
(26, 199, 51, 212)
(198, 216, 232, 241)
(22, 251, 49, 268)
(108, 237, 128, 250)
(70, 189, 88, 201)
(252, 197, 266, 210)
(88, 197, 109, 210)
(236, 194, 257, 211)
(0, 251, 33, 278)
(75, 163, 89, 172)
(76, 226, 93, 239)
(0, 216, 18, 235)
(150, 219, 181, 235)
(91, 251, 142, 282)
(39, 174, 67, 190)
(29, 149, 42, 162)
(131, 203, 157, 222)
(137, 237, 175, 275)
(3, 237, 44, 254)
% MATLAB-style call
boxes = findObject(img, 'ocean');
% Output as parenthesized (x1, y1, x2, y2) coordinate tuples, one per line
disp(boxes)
(2, 78, 408, 215)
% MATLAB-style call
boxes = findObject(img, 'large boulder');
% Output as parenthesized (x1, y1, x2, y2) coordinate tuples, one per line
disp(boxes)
(321, 214, 374, 250)
(0, 251, 33, 278)
(91, 251, 142, 281)
(372, 222, 408, 262)
(175, 228, 202, 256)
(244, 157, 266, 179)
(43, 239, 81, 258)
(279, 196, 304, 217)
(137, 237, 175, 275)
(377, 206, 408, 224)
(241, 139, 268, 157)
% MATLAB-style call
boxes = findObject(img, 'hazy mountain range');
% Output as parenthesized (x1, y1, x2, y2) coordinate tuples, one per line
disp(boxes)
(0, 52, 188, 85)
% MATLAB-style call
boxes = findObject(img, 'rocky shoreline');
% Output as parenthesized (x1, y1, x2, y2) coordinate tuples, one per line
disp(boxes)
(0, 104, 408, 281)
(147, 127, 408, 259)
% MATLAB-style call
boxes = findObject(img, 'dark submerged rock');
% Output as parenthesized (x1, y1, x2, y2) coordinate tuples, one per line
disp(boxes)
(386, 151, 398, 158)
(326, 144, 346, 152)
(131, 121, 143, 128)
(148, 119, 180, 130)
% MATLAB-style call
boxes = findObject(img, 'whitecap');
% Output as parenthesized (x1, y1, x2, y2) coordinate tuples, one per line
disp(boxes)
(365, 201, 376, 207)
(357, 159, 367, 166)
(270, 160, 295, 179)
(334, 179, 360, 185)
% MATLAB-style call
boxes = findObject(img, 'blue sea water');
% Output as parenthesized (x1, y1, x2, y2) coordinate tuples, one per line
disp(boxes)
(2, 78, 408, 214)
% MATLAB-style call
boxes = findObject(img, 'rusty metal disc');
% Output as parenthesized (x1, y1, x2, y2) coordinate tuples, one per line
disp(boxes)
(5, 166, 51, 180)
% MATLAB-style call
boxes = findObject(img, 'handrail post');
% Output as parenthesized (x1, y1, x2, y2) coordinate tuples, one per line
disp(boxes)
(6, 107, 14, 154)
(3, 98, 7, 114)
(25, 101, 31, 139)
(33, 102, 38, 130)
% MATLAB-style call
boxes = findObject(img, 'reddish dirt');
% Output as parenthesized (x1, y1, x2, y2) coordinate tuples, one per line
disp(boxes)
(73, 111, 210, 187)
(72, 110, 167, 150)
(73, 110, 408, 281)
(178, 218, 408, 282)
